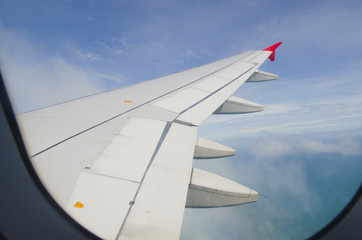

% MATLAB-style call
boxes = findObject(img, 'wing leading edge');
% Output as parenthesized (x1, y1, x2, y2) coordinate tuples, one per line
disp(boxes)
(17, 43, 282, 239)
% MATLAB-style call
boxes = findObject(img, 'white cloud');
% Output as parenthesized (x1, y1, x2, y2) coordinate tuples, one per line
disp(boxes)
(96, 73, 127, 84)
(301, 138, 362, 156)
(244, 1, 362, 51)
(109, 48, 124, 55)
(105, 46, 124, 56)
(185, 127, 362, 239)
(0, 24, 106, 113)
(239, 133, 362, 160)
(263, 104, 301, 115)
(75, 50, 101, 62)
(253, 138, 291, 158)
(198, 65, 362, 141)
(110, 37, 127, 46)
(185, 134, 323, 239)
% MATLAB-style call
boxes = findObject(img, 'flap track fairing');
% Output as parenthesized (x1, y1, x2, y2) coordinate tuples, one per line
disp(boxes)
(194, 138, 235, 159)
(213, 96, 264, 114)
(186, 168, 258, 208)
(246, 70, 278, 82)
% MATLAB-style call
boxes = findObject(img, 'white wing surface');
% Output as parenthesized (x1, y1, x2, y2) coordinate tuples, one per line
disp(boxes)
(16, 42, 282, 239)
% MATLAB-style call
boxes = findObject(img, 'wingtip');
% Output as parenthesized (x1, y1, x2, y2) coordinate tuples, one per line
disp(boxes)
(262, 42, 283, 52)
(262, 42, 283, 61)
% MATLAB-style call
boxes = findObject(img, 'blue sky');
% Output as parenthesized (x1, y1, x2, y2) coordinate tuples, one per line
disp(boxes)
(1, 0, 362, 239)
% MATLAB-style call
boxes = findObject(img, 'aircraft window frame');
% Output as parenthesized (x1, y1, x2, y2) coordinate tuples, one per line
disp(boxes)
(0, 71, 100, 240)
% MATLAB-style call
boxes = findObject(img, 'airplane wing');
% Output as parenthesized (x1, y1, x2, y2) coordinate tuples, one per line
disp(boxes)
(16, 42, 282, 239)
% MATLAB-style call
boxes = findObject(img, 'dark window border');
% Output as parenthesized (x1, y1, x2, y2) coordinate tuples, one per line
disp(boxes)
(0, 70, 100, 240)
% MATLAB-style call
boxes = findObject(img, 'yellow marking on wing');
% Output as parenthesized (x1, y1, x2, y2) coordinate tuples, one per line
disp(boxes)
(74, 201, 84, 208)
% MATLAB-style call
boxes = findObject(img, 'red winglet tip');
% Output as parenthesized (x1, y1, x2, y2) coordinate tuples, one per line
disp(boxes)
(263, 42, 283, 52)
(263, 42, 283, 61)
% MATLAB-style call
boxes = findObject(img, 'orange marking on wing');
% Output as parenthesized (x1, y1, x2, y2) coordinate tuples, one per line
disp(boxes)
(74, 201, 84, 208)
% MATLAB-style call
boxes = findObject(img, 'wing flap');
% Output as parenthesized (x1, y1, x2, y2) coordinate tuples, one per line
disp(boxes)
(64, 117, 170, 239)
(88, 117, 166, 182)
(119, 123, 197, 240)
(65, 119, 197, 239)
(65, 172, 139, 240)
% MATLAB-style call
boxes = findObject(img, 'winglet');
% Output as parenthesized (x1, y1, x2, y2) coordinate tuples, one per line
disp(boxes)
(262, 42, 283, 61)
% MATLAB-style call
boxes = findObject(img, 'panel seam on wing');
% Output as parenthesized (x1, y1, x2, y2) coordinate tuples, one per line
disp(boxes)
(177, 65, 256, 116)
(116, 121, 172, 239)
(29, 52, 259, 158)
(188, 185, 251, 198)
(83, 170, 141, 184)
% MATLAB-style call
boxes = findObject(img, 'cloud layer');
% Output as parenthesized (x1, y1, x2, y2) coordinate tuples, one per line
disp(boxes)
(181, 130, 362, 240)
(0, 24, 111, 113)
